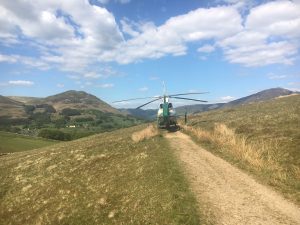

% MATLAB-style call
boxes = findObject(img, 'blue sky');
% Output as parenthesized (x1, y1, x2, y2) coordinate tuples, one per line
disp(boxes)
(0, 0, 299, 108)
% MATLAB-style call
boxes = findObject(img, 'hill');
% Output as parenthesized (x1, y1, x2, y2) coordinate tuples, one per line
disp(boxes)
(181, 94, 300, 204)
(180, 88, 297, 114)
(225, 87, 294, 107)
(7, 96, 44, 105)
(119, 108, 157, 120)
(1, 91, 144, 141)
(175, 103, 225, 115)
(0, 125, 200, 225)
(0, 131, 59, 153)
(0, 95, 26, 118)
(121, 88, 296, 119)
(44, 90, 119, 114)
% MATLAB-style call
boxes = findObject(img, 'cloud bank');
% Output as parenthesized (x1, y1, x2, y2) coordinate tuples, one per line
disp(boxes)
(0, 0, 299, 76)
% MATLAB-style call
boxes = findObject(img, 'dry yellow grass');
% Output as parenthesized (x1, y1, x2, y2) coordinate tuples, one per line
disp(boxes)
(131, 125, 159, 143)
(179, 95, 300, 204)
(181, 123, 282, 174)
(0, 125, 200, 225)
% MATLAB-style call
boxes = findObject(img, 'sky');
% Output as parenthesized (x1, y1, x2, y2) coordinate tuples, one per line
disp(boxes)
(0, 0, 299, 108)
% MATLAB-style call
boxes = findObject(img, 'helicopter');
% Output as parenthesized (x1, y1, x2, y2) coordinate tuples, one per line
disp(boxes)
(113, 84, 208, 129)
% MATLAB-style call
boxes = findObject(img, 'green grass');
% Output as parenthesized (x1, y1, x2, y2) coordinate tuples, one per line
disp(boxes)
(0, 131, 59, 153)
(182, 95, 300, 204)
(0, 125, 200, 225)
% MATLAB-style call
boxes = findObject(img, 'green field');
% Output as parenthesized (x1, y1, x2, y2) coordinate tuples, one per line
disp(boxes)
(182, 95, 300, 204)
(0, 131, 59, 153)
(0, 125, 201, 225)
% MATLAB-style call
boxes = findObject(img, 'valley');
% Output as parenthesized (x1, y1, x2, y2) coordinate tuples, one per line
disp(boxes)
(0, 88, 299, 225)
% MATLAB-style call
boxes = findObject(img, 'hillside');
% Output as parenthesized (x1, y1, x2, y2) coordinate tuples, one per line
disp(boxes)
(181, 94, 300, 204)
(7, 96, 44, 105)
(0, 125, 200, 225)
(182, 88, 296, 114)
(44, 90, 119, 114)
(0, 131, 59, 153)
(0, 95, 26, 118)
(176, 103, 225, 115)
(6, 90, 120, 116)
(122, 88, 296, 119)
(119, 108, 157, 120)
(1, 91, 144, 141)
(225, 87, 294, 107)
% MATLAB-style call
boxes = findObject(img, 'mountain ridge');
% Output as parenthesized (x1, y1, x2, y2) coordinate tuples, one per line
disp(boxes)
(120, 88, 298, 119)
(5, 90, 120, 116)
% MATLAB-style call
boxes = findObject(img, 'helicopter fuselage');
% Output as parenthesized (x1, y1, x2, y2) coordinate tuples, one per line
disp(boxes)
(157, 98, 177, 128)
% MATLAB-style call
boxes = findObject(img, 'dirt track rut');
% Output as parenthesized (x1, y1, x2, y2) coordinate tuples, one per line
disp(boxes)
(165, 131, 300, 225)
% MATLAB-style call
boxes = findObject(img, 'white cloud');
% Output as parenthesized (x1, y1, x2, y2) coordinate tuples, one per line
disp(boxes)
(0, 54, 17, 63)
(224, 41, 298, 66)
(102, 6, 242, 64)
(98, 83, 114, 88)
(0, 0, 123, 74)
(286, 87, 300, 92)
(288, 81, 300, 86)
(219, 1, 300, 67)
(97, 0, 131, 4)
(268, 74, 287, 80)
(56, 83, 64, 88)
(8, 80, 34, 86)
(83, 72, 101, 79)
(220, 96, 235, 101)
(246, 1, 300, 38)
(67, 75, 80, 80)
(138, 87, 149, 92)
(0, 0, 299, 71)
(217, 0, 255, 11)
(120, 18, 139, 37)
(0, 54, 49, 70)
(197, 44, 215, 53)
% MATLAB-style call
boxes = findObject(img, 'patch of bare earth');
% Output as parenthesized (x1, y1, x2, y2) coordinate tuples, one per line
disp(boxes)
(165, 131, 300, 225)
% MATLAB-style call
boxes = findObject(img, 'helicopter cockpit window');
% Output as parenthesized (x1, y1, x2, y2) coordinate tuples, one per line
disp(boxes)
(168, 103, 173, 108)
(160, 104, 163, 109)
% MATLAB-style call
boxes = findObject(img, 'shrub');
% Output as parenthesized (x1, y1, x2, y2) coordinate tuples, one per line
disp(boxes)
(61, 108, 81, 116)
(74, 117, 94, 123)
(38, 129, 71, 141)
(24, 105, 35, 114)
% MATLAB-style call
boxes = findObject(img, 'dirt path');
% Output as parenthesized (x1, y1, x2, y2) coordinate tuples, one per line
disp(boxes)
(165, 131, 300, 225)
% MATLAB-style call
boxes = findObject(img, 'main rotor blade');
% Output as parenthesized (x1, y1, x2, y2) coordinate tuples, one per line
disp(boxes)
(136, 97, 162, 109)
(169, 92, 209, 97)
(112, 96, 162, 103)
(171, 96, 208, 102)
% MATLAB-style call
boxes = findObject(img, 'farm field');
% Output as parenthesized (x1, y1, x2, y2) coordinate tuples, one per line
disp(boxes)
(0, 131, 59, 153)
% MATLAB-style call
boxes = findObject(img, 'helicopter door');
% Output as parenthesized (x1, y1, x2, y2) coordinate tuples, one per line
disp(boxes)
(163, 103, 169, 116)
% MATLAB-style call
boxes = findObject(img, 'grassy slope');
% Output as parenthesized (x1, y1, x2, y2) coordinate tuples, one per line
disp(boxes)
(0, 131, 59, 153)
(0, 125, 200, 225)
(182, 95, 300, 204)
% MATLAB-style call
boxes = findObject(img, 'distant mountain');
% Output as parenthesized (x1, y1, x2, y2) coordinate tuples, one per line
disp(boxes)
(44, 90, 119, 114)
(8, 96, 43, 104)
(177, 88, 296, 114)
(176, 103, 225, 115)
(0, 95, 23, 106)
(0, 95, 26, 118)
(121, 88, 298, 119)
(225, 88, 294, 107)
(119, 108, 157, 120)
(1, 91, 142, 136)
(6, 90, 120, 115)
